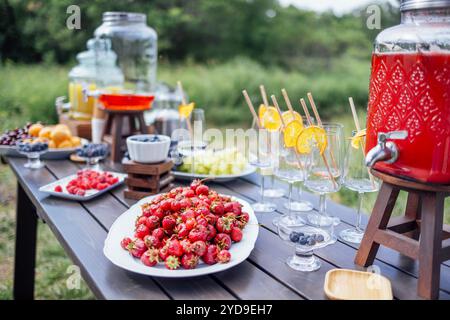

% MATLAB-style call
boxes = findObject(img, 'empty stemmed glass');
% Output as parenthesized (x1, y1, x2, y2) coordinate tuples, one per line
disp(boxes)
(340, 132, 380, 243)
(249, 128, 277, 213)
(304, 123, 343, 232)
(272, 133, 306, 226)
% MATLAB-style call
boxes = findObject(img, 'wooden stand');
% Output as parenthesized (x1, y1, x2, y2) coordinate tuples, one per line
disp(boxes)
(355, 169, 450, 299)
(102, 109, 150, 163)
(122, 158, 174, 200)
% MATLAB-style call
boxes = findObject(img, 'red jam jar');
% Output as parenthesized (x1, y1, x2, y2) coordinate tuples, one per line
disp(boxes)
(366, 0, 450, 184)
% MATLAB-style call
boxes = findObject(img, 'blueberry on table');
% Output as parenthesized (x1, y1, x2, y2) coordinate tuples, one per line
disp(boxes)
(307, 237, 316, 246)
(316, 234, 324, 242)
(298, 236, 307, 245)
(289, 232, 300, 243)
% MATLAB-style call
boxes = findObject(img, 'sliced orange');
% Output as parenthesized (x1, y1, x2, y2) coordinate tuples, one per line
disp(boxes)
(351, 129, 367, 149)
(282, 110, 302, 125)
(178, 102, 195, 118)
(258, 104, 267, 121)
(260, 106, 281, 132)
(283, 120, 304, 148)
(296, 126, 327, 155)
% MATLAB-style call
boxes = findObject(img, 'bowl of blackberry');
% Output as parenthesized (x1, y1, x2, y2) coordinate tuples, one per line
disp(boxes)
(16, 139, 49, 169)
(76, 143, 109, 170)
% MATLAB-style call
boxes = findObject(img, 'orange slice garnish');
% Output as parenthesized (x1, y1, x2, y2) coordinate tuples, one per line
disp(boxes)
(351, 129, 367, 149)
(282, 110, 302, 125)
(296, 126, 327, 155)
(283, 120, 304, 148)
(260, 106, 281, 132)
(179, 102, 195, 118)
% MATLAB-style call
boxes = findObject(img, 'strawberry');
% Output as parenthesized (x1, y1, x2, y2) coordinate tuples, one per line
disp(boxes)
(210, 202, 225, 215)
(216, 216, 233, 234)
(179, 198, 191, 210)
(238, 212, 250, 224)
(159, 245, 169, 261)
(205, 213, 218, 225)
(54, 185, 63, 192)
(217, 250, 231, 263)
(181, 253, 199, 269)
(97, 183, 108, 190)
(196, 216, 208, 227)
(190, 179, 202, 192)
(185, 217, 197, 231)
(180, 239, 193, 253)
(160, 199, 172, 211)
(191, 240, 207, 256)
(195, 206, 210, 217)
(167, 239, 184, 257)
(162, 215, 176, 231)
(214, 233, 232, 250)
(128, 239, 146, 258)
(134, 224, 150, 239)
(152, 227, 165, 240)
(206, 224, 217, 241)
(170, 200, 181, 212)
(183, 189, 195, 198)
(202, 244, 218, 265)
(165, 255, 180, 270)
(175, 223, 189, 238)
(141, 248, 159, 267)
(224, 202, 234, 213)
(135, 216, 147, 226)
(188, 225, 208, 242)
(120, 237, 132, 250)
(231, 201, 242, 215)
(144, 234, 160, 248)
(145, 215, 160, 230)
(231, 226, 243, 242)
(195, 184, 209, 196)
(152, 208, 165, 220)
(181, 209, 195, 222)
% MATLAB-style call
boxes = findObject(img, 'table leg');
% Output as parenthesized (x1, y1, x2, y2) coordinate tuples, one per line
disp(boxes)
(13, 183, 38, 300)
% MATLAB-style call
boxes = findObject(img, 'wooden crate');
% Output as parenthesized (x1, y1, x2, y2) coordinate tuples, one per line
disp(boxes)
(122, 159, 174, 200)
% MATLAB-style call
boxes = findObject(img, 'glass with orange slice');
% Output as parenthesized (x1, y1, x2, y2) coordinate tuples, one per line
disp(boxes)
(303, 123, 344, 232)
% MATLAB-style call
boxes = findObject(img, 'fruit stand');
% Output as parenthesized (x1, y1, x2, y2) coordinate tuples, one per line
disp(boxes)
(5, 156, 450, 300)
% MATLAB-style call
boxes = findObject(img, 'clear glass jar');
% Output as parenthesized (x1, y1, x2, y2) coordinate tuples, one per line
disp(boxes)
(68, 38, 124, 120)
(366, 1, 450, 183)
(94, 12, 158, 94)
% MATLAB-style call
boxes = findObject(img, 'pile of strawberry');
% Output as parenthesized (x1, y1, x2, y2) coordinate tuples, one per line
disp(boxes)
(120, 180, 249, 270)
(54, 170, 119, 196)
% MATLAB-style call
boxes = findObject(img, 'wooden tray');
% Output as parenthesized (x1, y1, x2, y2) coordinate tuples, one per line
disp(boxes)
(324, 269, 393, 300)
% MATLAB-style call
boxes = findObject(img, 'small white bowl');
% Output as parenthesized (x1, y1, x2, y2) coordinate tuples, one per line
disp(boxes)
(126, 134, 170, 164)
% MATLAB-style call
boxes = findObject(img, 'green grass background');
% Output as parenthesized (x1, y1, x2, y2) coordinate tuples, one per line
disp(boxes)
(0, 61, 449, 299)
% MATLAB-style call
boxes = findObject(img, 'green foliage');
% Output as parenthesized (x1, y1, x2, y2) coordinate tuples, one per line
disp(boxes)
(1, 0, 399, 68)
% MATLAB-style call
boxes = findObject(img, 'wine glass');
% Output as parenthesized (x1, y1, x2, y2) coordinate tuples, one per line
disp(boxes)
(272, 133, 306, 226)
(304, 123, 344, 231)
(249, 128, 276, 213)
(277, 221, 333, 272)
(340, 132, 380, 244)
(284, 116, 313, 212)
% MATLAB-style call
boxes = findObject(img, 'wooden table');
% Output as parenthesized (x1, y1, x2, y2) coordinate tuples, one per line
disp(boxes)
(5, 157, 450, 300)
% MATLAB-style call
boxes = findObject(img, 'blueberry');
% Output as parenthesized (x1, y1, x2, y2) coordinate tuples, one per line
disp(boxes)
(297, 232, 304, 237)
(289, 232, 300, 243)
(307, 237, 316, 246)
(316, 234, 324, 242)
(298, 236, 308, 245)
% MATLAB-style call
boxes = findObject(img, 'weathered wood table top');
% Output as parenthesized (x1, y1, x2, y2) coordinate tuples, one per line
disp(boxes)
(6, 156, 450, 300)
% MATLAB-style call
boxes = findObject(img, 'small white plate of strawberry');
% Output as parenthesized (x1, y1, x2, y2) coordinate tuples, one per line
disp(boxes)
(39, 169, 127, 201)
(103, 180, 259, 277)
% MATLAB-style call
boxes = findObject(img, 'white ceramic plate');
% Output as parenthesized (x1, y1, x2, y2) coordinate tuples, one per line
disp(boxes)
(103, 195, 259, 278)
(39, 171, 127, 201)
(0, 138, 89, 160)
(173, 164, 256, 182)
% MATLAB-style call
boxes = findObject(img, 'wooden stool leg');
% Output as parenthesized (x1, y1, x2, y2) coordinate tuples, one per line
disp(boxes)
(111, 115, 123, 163)
(355, 183, 399, 267)
(418, 192, 444, 299)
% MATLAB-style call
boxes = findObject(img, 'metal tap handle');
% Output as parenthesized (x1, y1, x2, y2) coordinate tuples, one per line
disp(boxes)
(378, 130, 408, 143)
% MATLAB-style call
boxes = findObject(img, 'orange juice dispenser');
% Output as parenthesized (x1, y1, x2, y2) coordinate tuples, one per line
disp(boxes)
(68, 38, 124, 120)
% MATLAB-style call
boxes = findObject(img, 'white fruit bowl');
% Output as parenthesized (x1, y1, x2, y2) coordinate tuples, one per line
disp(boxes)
(103, 195, 259, 278)
(126, 134, 170, 164)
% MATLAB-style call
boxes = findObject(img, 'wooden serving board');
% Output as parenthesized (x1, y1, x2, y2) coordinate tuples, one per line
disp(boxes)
(324, 269, 393, 300)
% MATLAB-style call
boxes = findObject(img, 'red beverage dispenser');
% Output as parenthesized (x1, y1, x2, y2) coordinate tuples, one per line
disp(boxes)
(365, 0, 450, 184)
